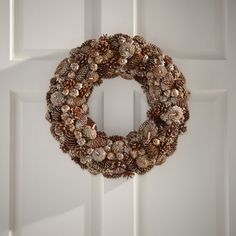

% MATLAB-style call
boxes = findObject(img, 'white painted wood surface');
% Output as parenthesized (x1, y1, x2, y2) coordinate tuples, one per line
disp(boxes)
(0, 0, 235, 236)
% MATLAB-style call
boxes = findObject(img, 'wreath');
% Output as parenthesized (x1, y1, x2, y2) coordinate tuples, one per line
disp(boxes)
(46, 33, 190, 178)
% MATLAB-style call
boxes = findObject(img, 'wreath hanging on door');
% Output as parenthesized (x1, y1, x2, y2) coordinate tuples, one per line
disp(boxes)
(46, 33, 190, 178)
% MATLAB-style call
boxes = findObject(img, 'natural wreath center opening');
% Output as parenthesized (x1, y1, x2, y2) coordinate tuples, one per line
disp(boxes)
(88, 77, 147, 137)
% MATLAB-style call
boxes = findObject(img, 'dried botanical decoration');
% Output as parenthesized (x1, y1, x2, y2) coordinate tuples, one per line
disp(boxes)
(46, 33, 190, 178)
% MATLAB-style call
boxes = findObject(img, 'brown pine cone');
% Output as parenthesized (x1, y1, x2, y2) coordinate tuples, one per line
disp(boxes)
(183, 109, 190, 122)
(97, 64, 111, 78)
(97, 40, 110, 54)
(61, 78, 76, 90)
(55, 58, 70, 76)
(145, 143, 159, 157)
(142, 44, 154, 56)
(75, 53, 88, 66)
(147, 103, 168, 120)
(110, 135, 125, 142)
(126, 54, 143, 69)
(110, 40, 120, 51)
(60, 143, 69, 153)
(87, 136, 107, 148)
(76, 65, 90, 81)
(164, 55, 173, 65)
(64, 131, 77, 149)
(133, 35, 146, 44)
(49, 106, 62, 122)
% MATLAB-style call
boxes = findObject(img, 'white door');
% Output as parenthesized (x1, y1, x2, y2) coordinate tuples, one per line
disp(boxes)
(1, 0, 235, 236)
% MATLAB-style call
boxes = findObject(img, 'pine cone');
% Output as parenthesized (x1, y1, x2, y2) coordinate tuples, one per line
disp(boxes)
(76, 65, 90, 81)
(46, 92, 52, 106)
(79, 86, 92, 98)
(55, 58, 70, 76)
(69, 47, 80, 57)
(183, 109, 190, 122)
(133, 35, 146, 44)
(64, 131, 77, 149)
(147, 103, 167, 120)
(87, 136, 107, 148)
(109, 135, 124, 142)
(145, 143, 159, 157)
(61, 78, 76, 90)
(142, 45, 154, 56)
(155, 117, 166, 130)
(97, 64, 111, 78)
(49, 106, 62, 122)
(97, 40, 110, 54)
(50, 76, 58, 86)
(136, 164, 153, 175)
(110, 40, 120, 51)
(60, 143, 69, 153)
(75, 53, 88, 66)
(81, 39, 97, 48)
(164, 55, 173, 65)
(50, 122, 61, 140)
(122, 171, 135, 179)
(155, 155, 167, 165)
(126, 55, 142, 69)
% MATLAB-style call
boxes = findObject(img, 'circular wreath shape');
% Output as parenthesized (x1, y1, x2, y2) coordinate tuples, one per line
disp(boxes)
(46, 33, 190, 178)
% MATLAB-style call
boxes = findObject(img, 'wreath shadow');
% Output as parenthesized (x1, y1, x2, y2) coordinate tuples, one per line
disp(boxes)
(0, 52, 138, 233)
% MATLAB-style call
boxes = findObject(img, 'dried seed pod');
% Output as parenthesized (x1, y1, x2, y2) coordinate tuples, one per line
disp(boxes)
(80, 155, 92, 164)
(61, 105, 70, 113)
(160, 105, 184, 125)
(136, 155, 151, 169)
(95, 55, 103, 64)
(91, 148, 106, 162)
(75, 115, 88, 129)
(82, 125, 97, 139)
(90, 63, 98, 71)
(161, 73, 174, 91)
(69, 89, 79, 97)
(107, 152, 115, 160)
(50, 92, 65, 106)
(138, 120, 158, 140)
(171, 88, 179, 97)
(77, 138, 86, 146)
(112, 140, 124, 153)
(74, 130, 82, 139)
(119, 42, 135, 58)
(87, 72, 99, 82)
(152, 138, 161, 146)
(65, 117, 74, 125)
(153, 65, 167, 77)
(70, 62, 79, 71)
(116, 153, 124, 160)
(67, 71, 76, 79)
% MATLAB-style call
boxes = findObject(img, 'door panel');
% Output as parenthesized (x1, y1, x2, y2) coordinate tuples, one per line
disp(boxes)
(1, 0, 235, 236)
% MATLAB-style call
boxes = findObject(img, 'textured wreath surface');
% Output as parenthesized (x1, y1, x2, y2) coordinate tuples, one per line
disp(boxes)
(46, 33, 190, 178)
